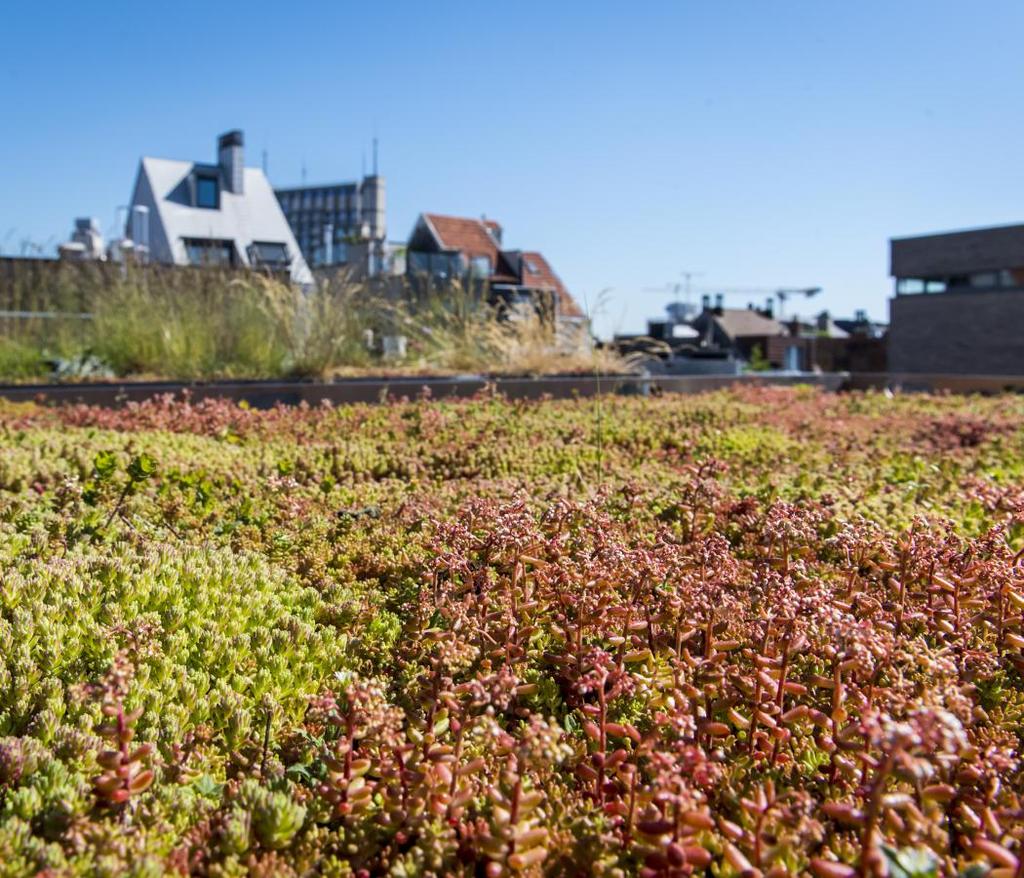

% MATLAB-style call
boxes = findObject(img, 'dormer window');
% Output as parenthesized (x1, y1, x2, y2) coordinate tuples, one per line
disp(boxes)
(248, 241, 290, 269)
(196, 174, 219, 209)
(184, 237, 235, 266)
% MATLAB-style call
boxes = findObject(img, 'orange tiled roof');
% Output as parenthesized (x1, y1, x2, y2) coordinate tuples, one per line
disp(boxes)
(420, 213, 586, 319)
(423, 213, 501, 265)
(521, 251, 585, 318)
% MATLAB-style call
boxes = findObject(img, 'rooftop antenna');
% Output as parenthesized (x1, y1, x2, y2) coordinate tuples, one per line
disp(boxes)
(372, 137, 378, 176)
(301, 159, 307, 185)
(774, 287, 822, 321)
(643, 270, 703, 312)
(262, 149, 268, 175)
(679, 270, 703, 309)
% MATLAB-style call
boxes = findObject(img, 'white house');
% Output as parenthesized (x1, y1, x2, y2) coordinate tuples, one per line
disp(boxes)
(126, 130, 312, 285)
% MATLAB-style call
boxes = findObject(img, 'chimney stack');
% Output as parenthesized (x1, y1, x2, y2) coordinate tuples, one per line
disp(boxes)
(218, 130, 244, 194)
(701, 294, 711, 311)
(714, 293, 724, 310)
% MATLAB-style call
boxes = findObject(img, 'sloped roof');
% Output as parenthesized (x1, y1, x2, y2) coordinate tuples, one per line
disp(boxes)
(815, 318, 850, 339)
(712, 308, 784, 339)
(423, 213, 501, 263)
(786, 314, 850, 339)
(521, 251, 585, 318)
(417, 213, 586, 318)
(134, 157, 312, 285)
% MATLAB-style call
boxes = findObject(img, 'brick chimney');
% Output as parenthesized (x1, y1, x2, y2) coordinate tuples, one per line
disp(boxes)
(218, 130, 244, 194)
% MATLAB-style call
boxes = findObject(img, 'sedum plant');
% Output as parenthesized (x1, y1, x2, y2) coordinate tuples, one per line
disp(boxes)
(0, 388, 1022, 874)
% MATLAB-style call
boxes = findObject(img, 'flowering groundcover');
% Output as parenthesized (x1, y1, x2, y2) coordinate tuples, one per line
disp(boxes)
(0, 387, 1023, 877)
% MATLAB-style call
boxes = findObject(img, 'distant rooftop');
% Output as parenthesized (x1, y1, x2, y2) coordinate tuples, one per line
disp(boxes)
(708, 307, 784, 338)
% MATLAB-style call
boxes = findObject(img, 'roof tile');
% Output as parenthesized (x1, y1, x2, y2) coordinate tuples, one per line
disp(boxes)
(521, 251, 585, 318)
(424, 213, 501, 266)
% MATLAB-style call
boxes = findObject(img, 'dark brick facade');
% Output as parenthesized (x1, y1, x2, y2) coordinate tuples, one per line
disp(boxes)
(891, 224, 1024, 277)
(764, 335, 887, 372)
(888, 289, 1024, 374)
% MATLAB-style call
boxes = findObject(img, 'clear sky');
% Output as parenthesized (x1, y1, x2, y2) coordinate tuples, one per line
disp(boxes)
(2, 1, 1022, 337)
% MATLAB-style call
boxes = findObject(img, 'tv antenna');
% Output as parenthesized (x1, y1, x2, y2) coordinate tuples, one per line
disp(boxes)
(774, 287, 821, 321)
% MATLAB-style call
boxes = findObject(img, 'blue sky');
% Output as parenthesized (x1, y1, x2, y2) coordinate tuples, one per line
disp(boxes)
(2, 1, 1022, 337)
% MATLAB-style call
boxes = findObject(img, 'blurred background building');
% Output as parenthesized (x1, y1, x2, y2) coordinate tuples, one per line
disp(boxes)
(888, 223, 1024, 374)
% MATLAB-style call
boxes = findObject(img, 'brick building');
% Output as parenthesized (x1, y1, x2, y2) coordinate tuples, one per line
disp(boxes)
(405, 213, 588, 349)
(888, 223, 1024, 374)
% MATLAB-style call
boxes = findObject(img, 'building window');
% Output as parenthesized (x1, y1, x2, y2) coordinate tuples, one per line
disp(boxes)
(924, 279, 947, 293)
(470, 256, 492, 278)
(896, 278, 925, 294)
(184, 238, 235, 267)
(969, 272, 996, 289)
(196, 175, 219, 209)
(248, 241, 290, 269)
(997, 268, 1024, 288)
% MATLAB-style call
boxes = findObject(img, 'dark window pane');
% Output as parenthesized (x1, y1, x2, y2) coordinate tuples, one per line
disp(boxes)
(196, 176, 218, 209)
(184, 238, 234, 266)
(250, 241, 289, 267)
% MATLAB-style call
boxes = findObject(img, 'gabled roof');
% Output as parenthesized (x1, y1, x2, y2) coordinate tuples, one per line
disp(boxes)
(521, 251, 585, 318)
(133, 157, 312, 285)
(415, 212, 586, 320)
(423, 213, 501, 263)
(707, 308, 784, 339)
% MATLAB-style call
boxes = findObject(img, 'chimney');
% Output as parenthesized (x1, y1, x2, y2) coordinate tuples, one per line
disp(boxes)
(764, 297, 774, 318)
(130, 206, 149, 259)
(701, 294, 711, 311)
(714, 293, 724, 310)
(218, 130, 244, 194)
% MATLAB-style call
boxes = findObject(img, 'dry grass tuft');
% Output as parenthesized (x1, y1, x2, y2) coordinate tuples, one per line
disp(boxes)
(0, 264, 636, 381)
